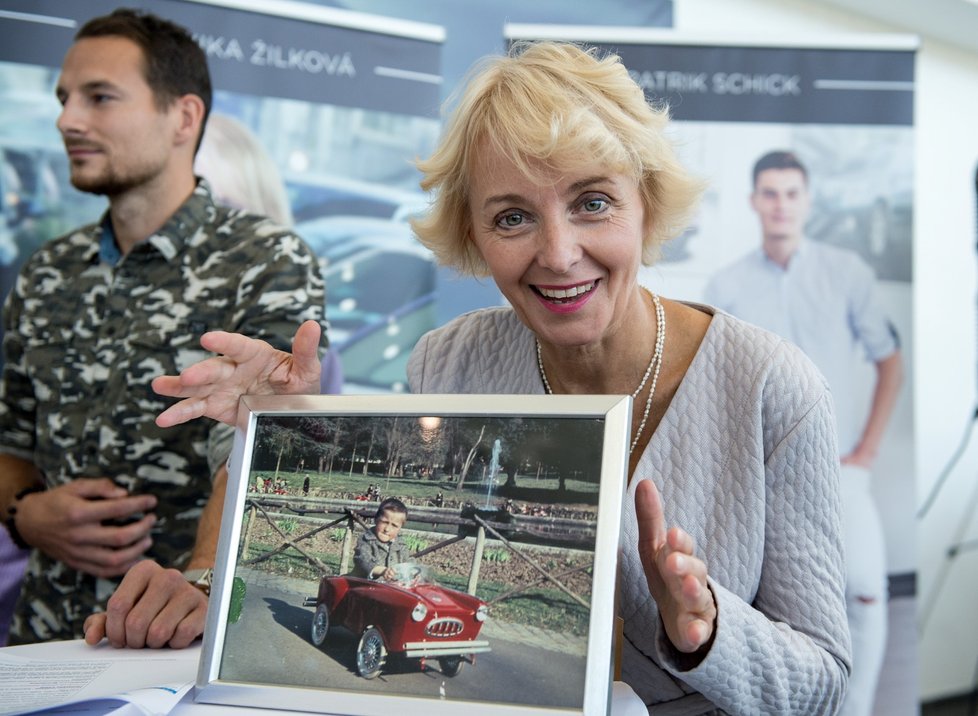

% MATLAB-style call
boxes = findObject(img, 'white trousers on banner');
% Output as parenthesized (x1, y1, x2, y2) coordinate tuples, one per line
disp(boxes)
(838, 464, 888, 716)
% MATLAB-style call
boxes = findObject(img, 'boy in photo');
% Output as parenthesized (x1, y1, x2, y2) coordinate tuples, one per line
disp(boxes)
(354, 498, 410, 580)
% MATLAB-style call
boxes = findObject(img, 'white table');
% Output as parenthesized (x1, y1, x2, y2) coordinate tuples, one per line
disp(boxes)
(1, 640, 647, 715)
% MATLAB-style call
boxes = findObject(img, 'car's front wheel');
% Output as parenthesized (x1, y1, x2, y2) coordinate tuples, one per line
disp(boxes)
(310, 603, 330, 647)
(356, 626, 387, 679)
(439, 655, 465, 677)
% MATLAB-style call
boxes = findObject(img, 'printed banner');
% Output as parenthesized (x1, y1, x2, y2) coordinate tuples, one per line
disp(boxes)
(508, 24, 916, 713)
(0, 0, 443, 115)
(616, 41, 914, 125)
(0, 0, 445, 392)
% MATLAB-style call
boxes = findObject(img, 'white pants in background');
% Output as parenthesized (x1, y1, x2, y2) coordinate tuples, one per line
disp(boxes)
(838, 464, 889, 716)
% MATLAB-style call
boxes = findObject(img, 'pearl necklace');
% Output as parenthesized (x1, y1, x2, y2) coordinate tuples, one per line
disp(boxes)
(536, 292, 665, 455)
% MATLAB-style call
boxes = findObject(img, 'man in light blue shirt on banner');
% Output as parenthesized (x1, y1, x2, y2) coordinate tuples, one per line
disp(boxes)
(704, 150, 903, 716)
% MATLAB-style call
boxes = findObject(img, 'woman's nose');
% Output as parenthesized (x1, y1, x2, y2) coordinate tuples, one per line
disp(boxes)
(536, 220, 582, 274)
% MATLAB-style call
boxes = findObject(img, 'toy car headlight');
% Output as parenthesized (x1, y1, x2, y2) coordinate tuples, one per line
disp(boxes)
(475, 605, 488, 622)
(411, 602, 428, 622)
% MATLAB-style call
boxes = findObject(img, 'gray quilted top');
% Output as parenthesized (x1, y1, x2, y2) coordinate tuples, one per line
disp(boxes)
(408, 305, 851, 715)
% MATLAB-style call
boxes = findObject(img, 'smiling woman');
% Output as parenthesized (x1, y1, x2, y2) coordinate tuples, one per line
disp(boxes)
(150, 41, 851, 716)
(404, 42, 851, 715)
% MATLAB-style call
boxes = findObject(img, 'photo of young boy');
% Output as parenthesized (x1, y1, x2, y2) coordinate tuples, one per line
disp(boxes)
(215, 408, 614, 709)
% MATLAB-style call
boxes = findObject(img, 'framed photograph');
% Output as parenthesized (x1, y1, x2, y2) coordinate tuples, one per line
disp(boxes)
(196, 393, 630, 716)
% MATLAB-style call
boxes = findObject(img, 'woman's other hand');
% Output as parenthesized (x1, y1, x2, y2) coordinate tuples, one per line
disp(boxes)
(635, 478, 717, 655)
(153, 320, 323, 428)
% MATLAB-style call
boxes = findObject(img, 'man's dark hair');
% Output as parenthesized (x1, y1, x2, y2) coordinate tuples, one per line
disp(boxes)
(76, 8, 211, 150)
(752, 150, 808, 187)
(375, 497, 408, 520)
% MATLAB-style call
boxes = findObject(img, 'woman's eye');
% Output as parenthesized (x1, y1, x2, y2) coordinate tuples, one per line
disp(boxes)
(497, 212, 525, 228)
(582, 197, 608, 213)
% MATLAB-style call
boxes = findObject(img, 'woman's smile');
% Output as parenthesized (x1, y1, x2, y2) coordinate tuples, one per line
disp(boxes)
(532, 279, 599, 312)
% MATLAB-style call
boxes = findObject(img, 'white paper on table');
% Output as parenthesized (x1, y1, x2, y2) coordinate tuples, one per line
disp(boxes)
(0, 650, 194, 716)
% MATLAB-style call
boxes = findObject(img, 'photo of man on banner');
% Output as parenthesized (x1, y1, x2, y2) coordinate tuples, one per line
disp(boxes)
(704, 149, 904, 716)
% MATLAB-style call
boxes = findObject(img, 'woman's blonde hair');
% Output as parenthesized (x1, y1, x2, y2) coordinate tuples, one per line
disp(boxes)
(411, 41, 703, 277)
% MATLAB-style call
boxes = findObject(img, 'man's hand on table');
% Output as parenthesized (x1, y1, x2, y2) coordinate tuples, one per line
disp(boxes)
(84, 560, 207, 649)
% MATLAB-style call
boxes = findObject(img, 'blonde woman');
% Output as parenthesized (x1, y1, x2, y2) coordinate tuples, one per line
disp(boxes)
(140, 42, 849, 715)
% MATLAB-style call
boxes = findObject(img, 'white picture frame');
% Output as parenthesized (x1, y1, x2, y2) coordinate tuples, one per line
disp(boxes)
(196, 393, 630, 716)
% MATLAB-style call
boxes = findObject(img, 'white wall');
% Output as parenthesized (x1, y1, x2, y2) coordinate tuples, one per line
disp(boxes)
(675, 0, 978, 703)
(911, 39, 978, 702)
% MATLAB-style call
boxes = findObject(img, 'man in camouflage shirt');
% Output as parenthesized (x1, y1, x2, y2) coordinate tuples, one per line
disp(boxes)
(0, 9, 325, 647)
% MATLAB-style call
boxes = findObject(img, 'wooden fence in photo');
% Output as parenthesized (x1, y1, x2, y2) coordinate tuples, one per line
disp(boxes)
(237, 494, 596, 608)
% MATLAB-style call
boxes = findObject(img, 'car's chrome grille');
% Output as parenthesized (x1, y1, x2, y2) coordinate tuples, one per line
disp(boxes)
(425, 617, 464, 637)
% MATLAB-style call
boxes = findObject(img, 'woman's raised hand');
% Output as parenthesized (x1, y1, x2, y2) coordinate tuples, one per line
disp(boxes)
(635, 478, 717, 655)
(153, 320, 323, 428)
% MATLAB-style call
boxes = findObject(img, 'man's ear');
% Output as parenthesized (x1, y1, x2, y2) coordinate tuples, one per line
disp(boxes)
(172, 93, 206, 150)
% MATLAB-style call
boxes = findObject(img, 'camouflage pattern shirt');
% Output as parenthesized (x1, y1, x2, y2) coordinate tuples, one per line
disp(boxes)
(0, 180, 326, 643)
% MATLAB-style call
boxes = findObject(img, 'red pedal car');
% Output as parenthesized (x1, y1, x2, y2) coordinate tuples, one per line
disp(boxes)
(308, 563, 490, 679)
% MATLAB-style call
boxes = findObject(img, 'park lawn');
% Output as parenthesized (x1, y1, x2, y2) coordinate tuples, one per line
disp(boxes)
(251, 469, 598, 505)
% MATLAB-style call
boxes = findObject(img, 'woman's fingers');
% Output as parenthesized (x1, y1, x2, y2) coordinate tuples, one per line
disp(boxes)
(152, 323, 323, 428)
(634, 478, 716, 653)
(635, 478, 667, 559)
